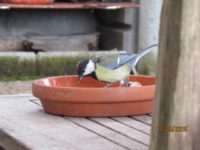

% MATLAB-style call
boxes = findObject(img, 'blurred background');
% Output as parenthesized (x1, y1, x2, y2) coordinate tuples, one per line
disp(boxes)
(0, 0, 163, 94)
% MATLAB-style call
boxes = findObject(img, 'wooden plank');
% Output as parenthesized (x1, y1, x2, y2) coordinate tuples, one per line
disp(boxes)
(111, 117, 151, 135)
(29, 34, 99, 52)
(90, 118, 150, 146)
(33, 99, 152, 130)
(0, 95, 126, 150)
(35, 99, 148, 149)
(0, 34, 98, 51)
(131, 115, 152, 125)
(150, 0, 200, 149)
(34, 98, 150, 148)
(32, 99, 152, 133)
(0, 37, 24, 51)
(66, 117, 148, 150)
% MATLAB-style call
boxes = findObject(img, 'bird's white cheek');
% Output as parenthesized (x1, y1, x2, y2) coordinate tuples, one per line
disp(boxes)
(83, 69, 91, 76)
(83, 61, 95, 76)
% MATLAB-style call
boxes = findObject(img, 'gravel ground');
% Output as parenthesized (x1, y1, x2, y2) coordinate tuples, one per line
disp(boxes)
(0, 81, 33, 95)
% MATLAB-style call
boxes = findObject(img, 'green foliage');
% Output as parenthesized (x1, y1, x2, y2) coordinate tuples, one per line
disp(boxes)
(0, 55, 90, 81)
(137, 53, 157, 75)
(0, 76, 41, 82)
(37, 55, 89, 76)
(0, 56, 36, 77)
(0, 53, 157, 81)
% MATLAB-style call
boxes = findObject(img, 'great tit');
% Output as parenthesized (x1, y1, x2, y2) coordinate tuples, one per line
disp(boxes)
(77, 44, 157, 86)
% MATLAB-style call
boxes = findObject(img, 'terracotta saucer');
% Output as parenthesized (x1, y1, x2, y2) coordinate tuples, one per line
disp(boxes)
(32, 75, 155, 117)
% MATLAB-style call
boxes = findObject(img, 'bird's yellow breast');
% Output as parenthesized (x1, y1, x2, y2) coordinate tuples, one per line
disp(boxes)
(95, 64, 130, 83)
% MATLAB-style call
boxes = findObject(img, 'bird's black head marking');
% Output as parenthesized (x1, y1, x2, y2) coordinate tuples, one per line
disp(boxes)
(77, 59, 90, 77)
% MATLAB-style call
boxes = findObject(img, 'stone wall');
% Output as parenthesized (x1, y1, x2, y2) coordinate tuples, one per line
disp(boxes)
(0, 10, 97, 36)
(0, 6, 139, 52)
(96, 0, 139, 52)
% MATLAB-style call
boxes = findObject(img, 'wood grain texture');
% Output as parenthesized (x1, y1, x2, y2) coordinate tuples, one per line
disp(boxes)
(112, 117, 151, 134)
(0, 95, 125, 150)
(90, 118, 150, 146)
(150, 0, 200, 150)
(0, 34, 98, 51)
(67, 117, 148, 150)
(0, 94, 151, 150)
(131, 115, 152, 126)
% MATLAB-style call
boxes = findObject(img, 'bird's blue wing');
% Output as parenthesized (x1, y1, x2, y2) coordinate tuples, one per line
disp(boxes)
(117, 54, 136, 69)
(95, 44, 157, 70)
(95, 54, 119, 69)
(96, 54, 134, 70)
(113, 44, 158, 69)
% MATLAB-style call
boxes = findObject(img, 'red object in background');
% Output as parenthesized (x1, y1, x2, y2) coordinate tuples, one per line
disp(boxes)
(0, 2, 139, 9)
(2, 0, 54, 4)
(32, 75, 155, 117)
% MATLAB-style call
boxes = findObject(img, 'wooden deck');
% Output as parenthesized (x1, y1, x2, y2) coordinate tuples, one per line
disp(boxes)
(0, 94, 152, 150)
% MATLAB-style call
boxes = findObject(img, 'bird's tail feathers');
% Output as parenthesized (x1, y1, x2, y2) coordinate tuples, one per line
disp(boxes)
(133, 44, 158, 65)
(113, 44, 158, 69)
(135, 44, 157, 59)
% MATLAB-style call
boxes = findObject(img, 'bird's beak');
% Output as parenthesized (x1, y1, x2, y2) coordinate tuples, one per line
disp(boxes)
(77, 76, 83, 83)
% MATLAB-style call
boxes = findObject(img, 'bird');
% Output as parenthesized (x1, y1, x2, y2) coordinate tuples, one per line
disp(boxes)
(77, 44, 157, 87)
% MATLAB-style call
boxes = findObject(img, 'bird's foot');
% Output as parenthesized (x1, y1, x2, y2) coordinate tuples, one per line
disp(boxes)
(104, 83, 112, 88)
(127, 81, 142, 87)
(119, 80, 129, 87)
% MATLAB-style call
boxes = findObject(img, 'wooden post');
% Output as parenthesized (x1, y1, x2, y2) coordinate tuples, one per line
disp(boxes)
(150, 0, 200, 150)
